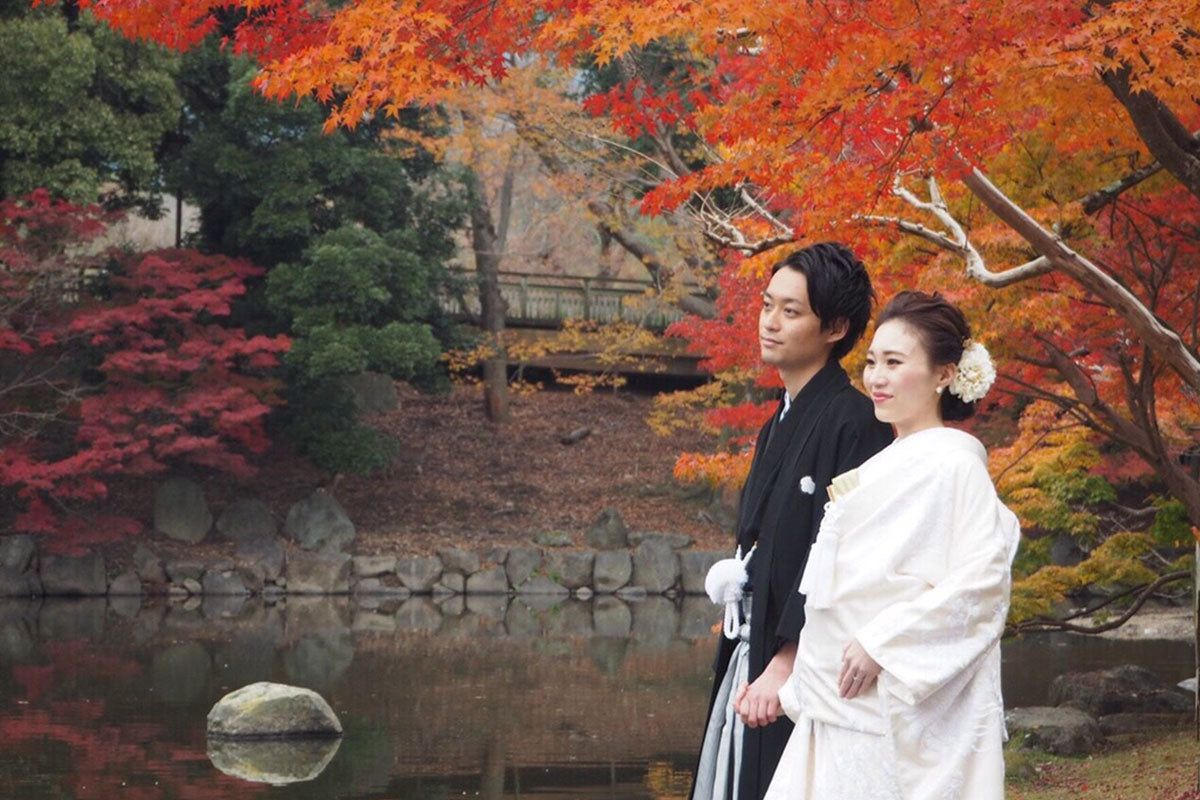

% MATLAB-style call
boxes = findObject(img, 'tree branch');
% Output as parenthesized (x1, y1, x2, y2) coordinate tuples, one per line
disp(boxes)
(959, 165, 1200, 395)
(1034, 333, 1157, 454)
(588, 199, 716, 319)
(862, 175, 1055, 288)
(1081, 160, 1165, 214)
(1007, 570, 1190, 636)
(1100, 67, 1200, 203)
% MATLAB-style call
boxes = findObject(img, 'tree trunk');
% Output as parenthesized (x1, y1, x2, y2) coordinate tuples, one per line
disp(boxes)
(468, 166, 513, 423)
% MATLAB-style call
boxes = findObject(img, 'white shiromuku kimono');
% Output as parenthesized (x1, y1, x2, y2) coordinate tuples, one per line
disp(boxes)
(764, 427, 1021, 800)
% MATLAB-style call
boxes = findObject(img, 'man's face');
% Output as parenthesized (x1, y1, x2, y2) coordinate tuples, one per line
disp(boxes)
(759, 268, 836, 374)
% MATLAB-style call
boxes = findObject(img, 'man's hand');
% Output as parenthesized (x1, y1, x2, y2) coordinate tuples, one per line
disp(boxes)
(734, 641, 797, 728)
(838, 638, 882, 699)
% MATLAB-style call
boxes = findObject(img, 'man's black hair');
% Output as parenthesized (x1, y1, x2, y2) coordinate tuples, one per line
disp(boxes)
(770, 241, 875, 362)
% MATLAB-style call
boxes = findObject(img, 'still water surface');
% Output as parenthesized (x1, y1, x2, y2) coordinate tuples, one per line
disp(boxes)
(0, 595, 1190, 799)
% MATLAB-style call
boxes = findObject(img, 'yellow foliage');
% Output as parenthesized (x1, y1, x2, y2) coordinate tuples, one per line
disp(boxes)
(990, 402, 1107, 535)
(1009, 565, 1082, 623)
(1075, 531, 1158, 587)
(992, 404, 1097, 491)
(555, 370, 627, 394)
(555, 318, 667, 372)
(1008, 532, 1160, 624)
(441, 341, 497, 383)
(648, 382, 735, 437)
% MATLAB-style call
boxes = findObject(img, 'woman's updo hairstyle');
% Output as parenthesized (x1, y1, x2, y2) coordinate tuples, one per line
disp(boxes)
(875, 290, 976, 422)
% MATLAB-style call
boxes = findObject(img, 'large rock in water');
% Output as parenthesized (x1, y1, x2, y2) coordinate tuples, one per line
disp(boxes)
(155, 477, 212, 544)
(593, 551, 632, 593)
(285, 551, 351, 594)
(207, 682, 343, 738)
(679, 550, 724, 595)
(1049, 664, 1193, 716)
(396, 556, 443, 592)
(236, 534, 285, 583)
(465, 566, 509, 594)
(1005, 706, 1103, 756)
(0, 535, 37, 574)
(0, 535, 40, 598)
(542, 550, 594, 590)
(505, 547, 542, 588)
(284, 491, 355, 552)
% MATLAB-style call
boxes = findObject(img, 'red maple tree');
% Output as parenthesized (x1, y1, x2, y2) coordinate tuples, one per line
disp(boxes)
(0, 191, 290, 550)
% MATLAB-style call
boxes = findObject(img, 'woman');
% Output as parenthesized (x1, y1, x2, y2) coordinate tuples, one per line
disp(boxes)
(764, 291, 1021, 800)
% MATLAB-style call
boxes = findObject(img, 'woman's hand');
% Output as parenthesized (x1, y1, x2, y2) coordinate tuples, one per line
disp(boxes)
(838, 639, 882, 699)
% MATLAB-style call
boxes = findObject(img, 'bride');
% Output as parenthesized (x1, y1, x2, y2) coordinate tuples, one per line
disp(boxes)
(763, 291, 1021, 800)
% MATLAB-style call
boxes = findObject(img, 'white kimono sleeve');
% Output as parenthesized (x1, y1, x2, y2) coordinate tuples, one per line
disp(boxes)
(853, 457, 1019, 706)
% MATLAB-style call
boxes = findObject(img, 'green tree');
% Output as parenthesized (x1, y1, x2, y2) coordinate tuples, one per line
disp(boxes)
(171, 43, 455, 268)
(267, 225, 455, 474)
(0, 1, 179, 206)
(168, 41, 467, 474)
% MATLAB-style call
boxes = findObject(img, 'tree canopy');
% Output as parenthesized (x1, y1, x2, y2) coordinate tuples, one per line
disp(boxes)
(38, 0, 1200, 616)
(0, 2, 179, 208)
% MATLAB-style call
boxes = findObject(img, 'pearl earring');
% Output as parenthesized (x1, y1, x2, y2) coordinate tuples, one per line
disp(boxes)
(936, 385, 944, 395)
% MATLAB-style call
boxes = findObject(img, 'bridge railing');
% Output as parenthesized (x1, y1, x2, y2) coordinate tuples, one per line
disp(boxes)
(442, 270, 707, 330)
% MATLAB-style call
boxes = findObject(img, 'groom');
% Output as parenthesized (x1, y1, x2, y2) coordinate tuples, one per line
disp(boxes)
(691, 242, 893, 800)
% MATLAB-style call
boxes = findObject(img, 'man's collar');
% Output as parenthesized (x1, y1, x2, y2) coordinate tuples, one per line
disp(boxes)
(781, 359, 849, 417)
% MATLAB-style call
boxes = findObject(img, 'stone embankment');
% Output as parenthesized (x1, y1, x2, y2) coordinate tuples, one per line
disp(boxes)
(0, 477, 727, 601)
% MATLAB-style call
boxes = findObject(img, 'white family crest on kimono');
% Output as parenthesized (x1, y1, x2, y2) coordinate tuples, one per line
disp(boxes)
(768, 427, 1021, 800)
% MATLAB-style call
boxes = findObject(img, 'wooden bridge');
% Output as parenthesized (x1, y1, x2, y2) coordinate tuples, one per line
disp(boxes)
(442, 270, 708, 331)
(442, 270, 712, 384)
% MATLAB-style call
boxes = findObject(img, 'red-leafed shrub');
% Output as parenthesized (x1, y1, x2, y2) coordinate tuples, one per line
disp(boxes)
(0, 191, 289, 551)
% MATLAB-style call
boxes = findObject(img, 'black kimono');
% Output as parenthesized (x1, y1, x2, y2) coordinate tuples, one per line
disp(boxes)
(695, 360, 893, 800)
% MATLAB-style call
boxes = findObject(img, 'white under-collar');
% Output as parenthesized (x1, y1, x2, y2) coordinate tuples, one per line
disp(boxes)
(780, 391, 792, 420)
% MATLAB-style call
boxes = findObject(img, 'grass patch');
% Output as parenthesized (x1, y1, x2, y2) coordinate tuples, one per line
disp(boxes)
(1007, 730, 1200, 800)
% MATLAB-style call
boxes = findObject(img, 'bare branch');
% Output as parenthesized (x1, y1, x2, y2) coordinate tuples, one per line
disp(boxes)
(1006, 570, 1190, 636)
(1034, 333, 1157, 454)
(588, 199, 717, 319)
(1081, 160, 1165, 214)
(737, 186, 794, 240)
(959, 165, 1200, 394)
(861, 175, 1055, 288)
(859, 213, 960, 250)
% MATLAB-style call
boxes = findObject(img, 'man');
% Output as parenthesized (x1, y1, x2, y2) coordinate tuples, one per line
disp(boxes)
(692, 242, 894, 800)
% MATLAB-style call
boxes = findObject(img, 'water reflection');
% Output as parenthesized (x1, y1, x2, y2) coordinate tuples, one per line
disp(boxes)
(208, 736, 343, 785)
(0, 594, 1190, 799)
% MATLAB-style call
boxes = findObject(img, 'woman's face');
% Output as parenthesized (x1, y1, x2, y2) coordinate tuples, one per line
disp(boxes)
(863, 319, 954, 438)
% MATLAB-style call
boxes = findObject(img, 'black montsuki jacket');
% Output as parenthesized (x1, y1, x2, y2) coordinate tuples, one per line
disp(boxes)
(697, 360, 893, 800)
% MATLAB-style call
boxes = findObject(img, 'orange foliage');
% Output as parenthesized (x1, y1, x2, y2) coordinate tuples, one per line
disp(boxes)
(77, 0, 1200, 521)
(74, 0, 1194, 186)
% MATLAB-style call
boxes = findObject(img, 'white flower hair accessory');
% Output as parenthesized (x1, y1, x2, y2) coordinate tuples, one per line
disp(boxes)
(948, 340, 996, 403)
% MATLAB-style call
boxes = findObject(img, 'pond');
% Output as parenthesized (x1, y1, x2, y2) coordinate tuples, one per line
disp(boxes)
(0, 594, 1191, 799)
